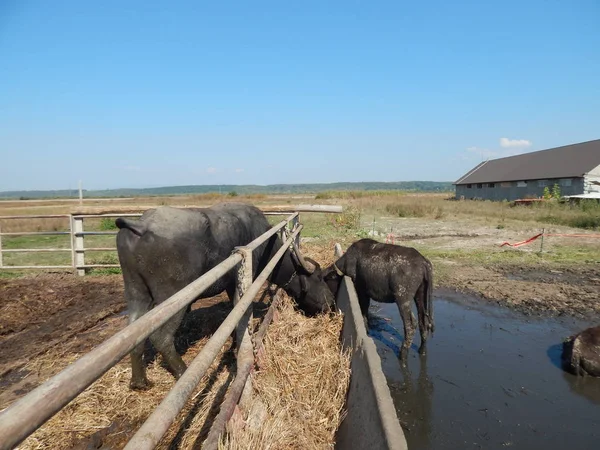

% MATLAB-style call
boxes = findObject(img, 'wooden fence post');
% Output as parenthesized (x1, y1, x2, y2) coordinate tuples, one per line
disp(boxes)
(73, 217, 85, 276)
(0, 221, 3, 268)
(234, 246, 254, 409)
(292, 214, 300, 248)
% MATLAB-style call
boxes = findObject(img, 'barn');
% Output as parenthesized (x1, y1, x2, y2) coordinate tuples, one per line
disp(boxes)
(454, 139, 600, 201)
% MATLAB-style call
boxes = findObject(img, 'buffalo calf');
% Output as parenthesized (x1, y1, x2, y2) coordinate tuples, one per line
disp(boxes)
(323, 238, 434, 364)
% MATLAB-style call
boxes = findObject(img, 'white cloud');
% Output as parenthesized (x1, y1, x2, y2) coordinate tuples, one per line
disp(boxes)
(206, 167, 217, 174)
(499, 138, 532, 149)
(234, 168, 244, 173)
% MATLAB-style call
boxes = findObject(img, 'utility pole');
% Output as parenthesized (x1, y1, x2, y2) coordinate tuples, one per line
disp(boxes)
(78, 180, 83, 205)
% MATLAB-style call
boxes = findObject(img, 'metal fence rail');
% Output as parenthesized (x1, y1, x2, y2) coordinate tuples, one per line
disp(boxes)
(0, 209, 326, 449)
(0, 204, 342, 274)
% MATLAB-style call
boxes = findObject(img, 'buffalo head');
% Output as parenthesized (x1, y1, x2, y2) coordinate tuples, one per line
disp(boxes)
(287, 245, 335, 315)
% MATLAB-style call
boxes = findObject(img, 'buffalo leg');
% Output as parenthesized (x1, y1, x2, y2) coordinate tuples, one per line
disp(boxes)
(226, 285, 238, 353)
(148, 308, 188, 379)
(129, 313, 150, 390)
(414, 281, 428, 355)
(355, 285, 371, 329)
(397, 294, 417, 365)
(124, 281, 152, 390)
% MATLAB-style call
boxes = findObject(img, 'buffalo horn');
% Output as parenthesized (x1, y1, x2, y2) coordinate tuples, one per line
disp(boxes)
(291, 241, 316, 274)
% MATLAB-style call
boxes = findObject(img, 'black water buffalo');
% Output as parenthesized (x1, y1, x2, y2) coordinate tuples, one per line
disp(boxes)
(322, 238, 434, 364)
(116, 202, 335, 390)
(562, 325, 600, 377)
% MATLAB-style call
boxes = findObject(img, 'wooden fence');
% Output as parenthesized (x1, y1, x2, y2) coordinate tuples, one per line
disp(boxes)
(0, 204, 342, 275)
(0, 206, 341, 449)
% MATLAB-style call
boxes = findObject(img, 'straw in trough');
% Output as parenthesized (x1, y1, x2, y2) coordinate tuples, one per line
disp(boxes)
(220, 293, 351, 450)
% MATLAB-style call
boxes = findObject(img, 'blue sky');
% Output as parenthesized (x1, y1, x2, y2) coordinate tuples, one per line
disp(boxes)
(1, 0, 599, 191)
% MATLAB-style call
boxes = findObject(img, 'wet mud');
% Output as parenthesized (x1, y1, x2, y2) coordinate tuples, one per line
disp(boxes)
(368, 288, 600, 450)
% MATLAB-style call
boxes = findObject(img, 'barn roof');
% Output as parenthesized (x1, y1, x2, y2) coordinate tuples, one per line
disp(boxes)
(455, 139, 600, 185)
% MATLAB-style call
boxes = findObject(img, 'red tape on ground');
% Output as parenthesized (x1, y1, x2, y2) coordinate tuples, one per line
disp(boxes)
(499, 232, 600, 248)
(384, 232, 600, 248)
(544, 233, 600, 238)
(499, 233, 543, 248)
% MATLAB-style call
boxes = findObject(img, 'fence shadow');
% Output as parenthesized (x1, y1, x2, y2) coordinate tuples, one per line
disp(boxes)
(141, 286, 276, 375)
(166, 354, 236, 450)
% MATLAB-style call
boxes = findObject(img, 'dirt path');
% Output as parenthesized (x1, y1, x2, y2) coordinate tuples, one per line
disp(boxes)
(0, 274, 125, 376)
(0, 274, 126, 410)
(437, 262, 600, 318)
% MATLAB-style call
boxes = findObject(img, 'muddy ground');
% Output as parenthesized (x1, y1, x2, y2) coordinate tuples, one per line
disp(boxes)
(438, 263, 600, 319)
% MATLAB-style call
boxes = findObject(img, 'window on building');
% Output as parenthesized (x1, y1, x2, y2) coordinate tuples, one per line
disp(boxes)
(538, 180, 548, 187)
(516, 181, 527, 187)
(466, 184, 472, 189)
(477, 183, 483, 189)
(488, 183, 495, 188)
(501, 182, 511, 188)
(560, 178, 572, 187)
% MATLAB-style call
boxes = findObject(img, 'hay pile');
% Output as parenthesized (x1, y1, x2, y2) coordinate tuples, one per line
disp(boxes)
(221, 294, 351, 450)
(16, 298, 235, 450)
(18, 336, 234, 449)
(14, 288, 350, 449)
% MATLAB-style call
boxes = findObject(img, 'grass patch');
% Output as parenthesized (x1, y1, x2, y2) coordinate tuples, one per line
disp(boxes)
(88, 267, 122, 275)
(315, 190, 406, 200)
(420, 244, 600, 266)
(300, 210, 368, 242)
(0, 270, 25, 279)
(2, 234, 71, 249)
(87, 252, 119, 265)
(354, 194, 600, 230)
(99, 218, 118, 231)
(385, 202, 445, 219)
(2, 250, 72, 267)
(1, 235, 117, 267)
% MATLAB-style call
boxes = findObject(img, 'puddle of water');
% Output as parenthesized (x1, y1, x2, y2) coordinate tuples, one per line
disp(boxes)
(369, 291, 600, 450)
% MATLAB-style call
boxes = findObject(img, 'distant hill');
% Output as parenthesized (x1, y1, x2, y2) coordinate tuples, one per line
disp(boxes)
(0, 181, 454, 200)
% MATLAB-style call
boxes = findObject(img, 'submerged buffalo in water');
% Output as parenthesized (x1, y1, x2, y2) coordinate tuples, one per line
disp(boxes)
(322, 238, 434, 364)
(116, 202, 335, 390)
(562, 325, 600, 377)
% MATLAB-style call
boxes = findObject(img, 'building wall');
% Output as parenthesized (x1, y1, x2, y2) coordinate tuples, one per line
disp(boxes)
(455, 177, 585, 201)
(584, 164, 600, 194)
